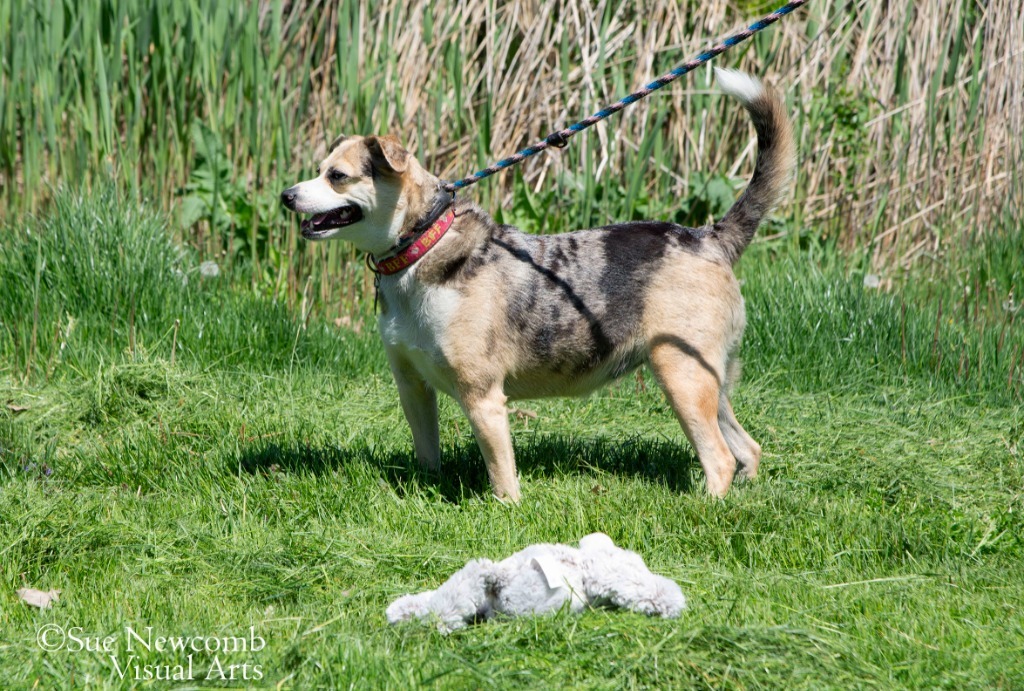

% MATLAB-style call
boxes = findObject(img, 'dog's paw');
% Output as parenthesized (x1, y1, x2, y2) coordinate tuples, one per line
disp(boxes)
(736, 442, 762, 480)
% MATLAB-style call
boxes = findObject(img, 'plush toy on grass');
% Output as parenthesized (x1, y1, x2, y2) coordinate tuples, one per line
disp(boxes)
(386, 533, 685, 633)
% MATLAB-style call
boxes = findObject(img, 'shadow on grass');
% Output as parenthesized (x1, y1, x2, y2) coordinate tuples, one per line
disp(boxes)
(236, 434, 698, 501)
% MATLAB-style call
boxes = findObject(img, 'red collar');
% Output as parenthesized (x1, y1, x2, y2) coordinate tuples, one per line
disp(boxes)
(371, 209, 456, 275)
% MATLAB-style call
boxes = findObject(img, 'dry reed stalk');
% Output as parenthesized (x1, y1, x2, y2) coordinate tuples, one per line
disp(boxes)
(2, 0, 1021, 299)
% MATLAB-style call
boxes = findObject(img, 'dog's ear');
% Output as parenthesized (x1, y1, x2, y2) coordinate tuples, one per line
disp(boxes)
(327, 134, 349, 152)
(366, 135, 409, 176)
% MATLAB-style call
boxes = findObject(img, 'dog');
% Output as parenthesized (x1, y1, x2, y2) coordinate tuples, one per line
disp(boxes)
(280, 68, 795, 502)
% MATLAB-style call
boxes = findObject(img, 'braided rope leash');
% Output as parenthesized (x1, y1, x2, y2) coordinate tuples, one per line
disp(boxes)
(442, 0, 807, 193)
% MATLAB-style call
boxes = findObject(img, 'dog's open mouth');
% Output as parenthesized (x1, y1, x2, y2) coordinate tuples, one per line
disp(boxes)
(300, 205, 363, 238)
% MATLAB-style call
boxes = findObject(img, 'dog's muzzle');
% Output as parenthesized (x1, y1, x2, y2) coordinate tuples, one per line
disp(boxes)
(279, 185, 364, 239)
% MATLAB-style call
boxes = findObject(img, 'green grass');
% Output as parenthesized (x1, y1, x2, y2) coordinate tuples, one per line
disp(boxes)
(1, 190, 1022, 688)
(2, 369, 1022, 688)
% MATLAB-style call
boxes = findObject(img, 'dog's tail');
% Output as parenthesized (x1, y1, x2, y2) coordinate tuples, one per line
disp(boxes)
(711, 68, 795, 265)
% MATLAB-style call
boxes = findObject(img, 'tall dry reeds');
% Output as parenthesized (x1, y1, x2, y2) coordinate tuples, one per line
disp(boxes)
(1, 0, 1021, 310)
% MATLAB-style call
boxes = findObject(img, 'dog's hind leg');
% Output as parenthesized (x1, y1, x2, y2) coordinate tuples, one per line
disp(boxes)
(717, 395, 761, 479)
(717, 356, 760, 479)
(386, 349, 441, 471)
(649, 343, 736, 497)
(457, 385, 521, 502)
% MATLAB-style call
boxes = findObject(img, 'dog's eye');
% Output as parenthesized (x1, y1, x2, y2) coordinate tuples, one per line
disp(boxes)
(328, 169, 348, 183)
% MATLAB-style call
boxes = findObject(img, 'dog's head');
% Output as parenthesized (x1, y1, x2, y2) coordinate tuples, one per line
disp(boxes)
(280, 135, 440, 255)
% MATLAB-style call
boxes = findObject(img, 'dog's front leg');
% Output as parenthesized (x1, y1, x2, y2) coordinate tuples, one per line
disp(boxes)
(457, 386, 521, 502)
(385, 350, 440, 471)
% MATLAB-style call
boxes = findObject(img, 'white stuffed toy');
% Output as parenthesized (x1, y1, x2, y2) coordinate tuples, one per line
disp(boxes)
(386, 533, 685, 633)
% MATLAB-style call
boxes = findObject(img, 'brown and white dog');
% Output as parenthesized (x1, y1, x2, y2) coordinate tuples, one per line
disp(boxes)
(280, 69, 795, 502)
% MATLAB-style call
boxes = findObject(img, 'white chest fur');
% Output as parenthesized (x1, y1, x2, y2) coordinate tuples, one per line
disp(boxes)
(376, 270, 462, 395)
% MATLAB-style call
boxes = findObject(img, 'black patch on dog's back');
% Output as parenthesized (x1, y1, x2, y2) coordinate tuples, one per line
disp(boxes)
(596, 221, 708, 249)
(594, 222, 707, 296)
(595, 222, 705, 351)
(494, 220, 708, 378)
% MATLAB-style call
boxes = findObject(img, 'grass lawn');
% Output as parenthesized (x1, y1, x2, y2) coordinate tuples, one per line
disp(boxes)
(1, 194, 1022, 688)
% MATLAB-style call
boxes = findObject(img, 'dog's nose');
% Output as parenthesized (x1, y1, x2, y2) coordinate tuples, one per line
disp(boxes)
(280, 187, 298, 209)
